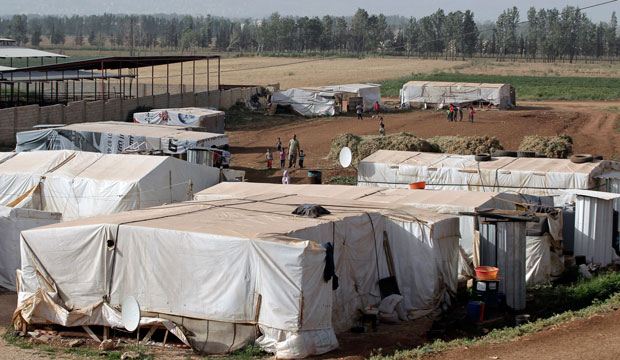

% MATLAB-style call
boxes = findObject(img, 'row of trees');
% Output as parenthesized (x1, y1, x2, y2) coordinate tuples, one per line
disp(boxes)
(1, 7, 618, 61)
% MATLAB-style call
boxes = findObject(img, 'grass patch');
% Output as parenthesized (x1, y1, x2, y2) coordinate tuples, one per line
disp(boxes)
(228, 342, 269, 359)
(378, 72, 620, 101)
(370, 271, 620, 359)
(326, 175, 357, 185)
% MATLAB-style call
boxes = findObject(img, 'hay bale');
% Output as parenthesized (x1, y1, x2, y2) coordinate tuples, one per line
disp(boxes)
(328, 132, 438, 165)
(518, 135, 573, 158)
(427, 136, 504, 155)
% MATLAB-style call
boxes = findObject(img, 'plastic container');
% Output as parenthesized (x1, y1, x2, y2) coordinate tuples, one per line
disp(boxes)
(467, 301, 485, 323)
(475, 266, 499, 280)
(409, 181, 426, 189)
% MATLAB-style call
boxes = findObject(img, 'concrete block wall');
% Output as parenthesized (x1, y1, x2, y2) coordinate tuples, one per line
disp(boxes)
(0, 108, 16, 145)
(65, 101, 85, 125)
(1, 86, 263, 147)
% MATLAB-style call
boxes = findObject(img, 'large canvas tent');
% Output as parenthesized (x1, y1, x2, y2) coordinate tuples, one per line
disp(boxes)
(399, 81, 515, 110)
(0, 206, 61, 290)
(197, 183, 554, 307)
(133, 107, 226, 134)
(16, 121, 228, 155)
(0, 150, 220, 220)
(358, 150, 620, 206)
(16, 183, 460, 358)
(271, 83, 382, 116)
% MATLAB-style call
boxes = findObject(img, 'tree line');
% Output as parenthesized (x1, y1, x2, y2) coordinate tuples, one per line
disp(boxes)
(0, 7, 618, 62)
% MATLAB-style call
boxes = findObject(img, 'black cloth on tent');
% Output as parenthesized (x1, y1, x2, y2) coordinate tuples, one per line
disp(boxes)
(292, 204, 331, 218)
(321, 242, 339, 290)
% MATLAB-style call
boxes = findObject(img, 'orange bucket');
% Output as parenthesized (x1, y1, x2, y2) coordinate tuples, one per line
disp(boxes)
(475, 266, 499, 280)
(409, 181, 426, 190)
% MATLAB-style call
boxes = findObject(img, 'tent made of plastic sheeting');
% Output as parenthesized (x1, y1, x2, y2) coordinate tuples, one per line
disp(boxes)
(566, 190, 620, 266)
(0, 206, 61, 290)
(133, 107, 226, 134)
(0, 150, 220, 221)
(357, 150, 620, 205)
(321, 83, 382, 111)
(16, 121, 228, 155)
(271, 88, 338, 116)
(399, 81, 514, 110)
(14, 186, 460, 358)
(196, 183, 563, 287)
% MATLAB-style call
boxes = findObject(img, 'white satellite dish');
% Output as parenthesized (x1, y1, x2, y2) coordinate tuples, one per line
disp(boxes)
(121, 296, 141, 332)
(339, 147, 352, 168)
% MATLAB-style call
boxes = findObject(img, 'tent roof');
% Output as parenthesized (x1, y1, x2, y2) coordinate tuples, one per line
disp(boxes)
(195, 182, 512, 213)
(41, 183, 455, 240)
(59, 121, 228, 142)
(562, 189, 620, 201)
(0, 150, 170, 181)
(0, 45, 67, 59)
(402, 81, 508, 88)
(361, 150, 610, 175)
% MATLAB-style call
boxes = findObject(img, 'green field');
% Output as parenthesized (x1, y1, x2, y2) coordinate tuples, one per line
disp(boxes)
(379, 72, 620, 101)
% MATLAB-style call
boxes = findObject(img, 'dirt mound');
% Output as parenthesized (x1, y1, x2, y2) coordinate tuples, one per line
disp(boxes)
(518, 135, 573, 158)
(328, 132, 438, 165)
(427, 136, 504, 155)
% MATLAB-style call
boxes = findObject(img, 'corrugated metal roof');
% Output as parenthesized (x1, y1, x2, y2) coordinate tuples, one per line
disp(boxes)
(0, 70, 128, 82)
(0, 45, 66, 59)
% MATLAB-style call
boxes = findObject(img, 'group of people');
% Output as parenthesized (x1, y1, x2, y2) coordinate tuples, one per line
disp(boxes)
(446, 104, 475, 123)
(265, 134, 305, 171)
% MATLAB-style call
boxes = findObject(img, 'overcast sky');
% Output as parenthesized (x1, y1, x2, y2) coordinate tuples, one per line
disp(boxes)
(1, 0, 617, 22)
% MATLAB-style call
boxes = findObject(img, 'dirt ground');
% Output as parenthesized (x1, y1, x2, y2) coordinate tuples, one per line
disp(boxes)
(229, 99, 620, 184)
(429, 309, 620, 360)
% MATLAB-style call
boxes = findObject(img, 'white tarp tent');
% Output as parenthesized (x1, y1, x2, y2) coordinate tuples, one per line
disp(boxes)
(399, 81, 514, 109)
(358, 150, 620, 206)
(0, 206, 61, 290)
(15, 183, 460, 358)
(271, 88, 337, 116)
(321, 83, 382, 111)
(133, 107, 226, 134)
(0, 150, 220, 221)
(201, 183, 563, 286)
(16, 121, 228, 155)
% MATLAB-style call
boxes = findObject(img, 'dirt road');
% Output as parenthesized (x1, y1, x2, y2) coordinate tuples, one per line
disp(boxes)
(229, 100, 620, 184)
(430, 309, 620, 360)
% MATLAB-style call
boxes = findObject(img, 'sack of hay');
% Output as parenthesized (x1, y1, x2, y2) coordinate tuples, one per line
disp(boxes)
(328, 132, 438, 165)
(518, 135, 573, 158)
(427, 136, 503, 155)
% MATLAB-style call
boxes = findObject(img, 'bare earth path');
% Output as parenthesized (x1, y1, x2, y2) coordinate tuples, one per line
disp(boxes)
(429, 309, 620, 360)
(229, 100, 620, 184)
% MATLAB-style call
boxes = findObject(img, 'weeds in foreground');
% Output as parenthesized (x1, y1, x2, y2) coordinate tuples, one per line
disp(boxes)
(326, 175, 357, 185)
(371, 271, 620, 360)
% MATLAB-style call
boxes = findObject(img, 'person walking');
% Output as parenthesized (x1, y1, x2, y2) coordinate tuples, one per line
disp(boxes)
(379, 117, 385, 135)
(288, 134, 300, 168)
(469, 107, 475, 123)
(446, 109, 451, 122)
(298, 150, 306, 168)
(279, 148, 287, 168)
(356, 104, 363, 120)
(282, 170, 291, 184)
(449, 104, 454, 122)
(374, 101, 380, 117)
(265, 148, 273, 169)
(276, 137, 282, 151)
(458, 105, 464, 121)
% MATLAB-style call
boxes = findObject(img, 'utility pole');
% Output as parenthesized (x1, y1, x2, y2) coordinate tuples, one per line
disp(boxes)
(130, 17, 135, 56)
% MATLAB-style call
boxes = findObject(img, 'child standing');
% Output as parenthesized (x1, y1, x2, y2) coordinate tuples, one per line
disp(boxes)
(279, 148, 287, 168)
(299, 150, 306, 168)
(276, 137, 282, 151)
(379, 117, 385, 135)
(469, 107, 475, 123)
(265, 148, 273, 169)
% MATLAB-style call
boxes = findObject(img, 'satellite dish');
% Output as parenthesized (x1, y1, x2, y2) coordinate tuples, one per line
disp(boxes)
(121, 296, 141, 332)
(339, 147, 352, 168)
